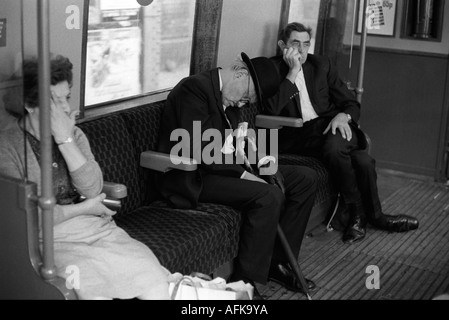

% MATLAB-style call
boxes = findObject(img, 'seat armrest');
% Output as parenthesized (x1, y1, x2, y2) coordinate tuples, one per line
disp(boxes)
(140, 150, 198, 172)
(79, 182, 127, 211)
(102, 181, 127, 199)
(256, 115, 303, 129)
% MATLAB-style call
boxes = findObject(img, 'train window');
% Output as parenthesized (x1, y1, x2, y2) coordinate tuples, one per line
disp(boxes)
(286, 0, 321, 53)
(83, 0, 196, 107)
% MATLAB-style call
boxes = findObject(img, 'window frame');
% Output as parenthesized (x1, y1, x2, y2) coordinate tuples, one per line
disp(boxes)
(78, 0, 223, 122)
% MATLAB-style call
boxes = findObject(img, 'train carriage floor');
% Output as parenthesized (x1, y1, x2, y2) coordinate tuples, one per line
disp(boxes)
(256, 169, 449, 300)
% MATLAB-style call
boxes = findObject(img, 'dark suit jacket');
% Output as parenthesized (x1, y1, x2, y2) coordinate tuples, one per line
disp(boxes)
(266, 54, 364, 152)
(157, 68, 247, 208)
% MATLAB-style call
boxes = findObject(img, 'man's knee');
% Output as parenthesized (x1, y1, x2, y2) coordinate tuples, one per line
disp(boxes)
(253, 184, 285, 210)
(301, 167, 318, 190)
(352, 152, 376, 171)
(289, 166, 318, 194)
(322, 134, 353, 158)
(267, 184, 285, 207)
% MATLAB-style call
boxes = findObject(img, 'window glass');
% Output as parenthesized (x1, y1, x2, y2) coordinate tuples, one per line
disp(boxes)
(287, 0, 320, 53)
(85, 0, 195, 107)
(0, 0, 23, 129)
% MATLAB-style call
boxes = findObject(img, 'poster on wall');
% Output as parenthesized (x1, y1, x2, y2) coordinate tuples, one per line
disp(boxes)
(357, 0, 397, 37)
(84, 27, 141, 106)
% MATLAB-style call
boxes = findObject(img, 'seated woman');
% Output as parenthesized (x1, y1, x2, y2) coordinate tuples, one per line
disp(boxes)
(0, 55, 170, 300)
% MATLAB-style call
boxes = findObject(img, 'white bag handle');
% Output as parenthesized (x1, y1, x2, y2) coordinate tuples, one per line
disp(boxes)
(170, 276, 199, 300)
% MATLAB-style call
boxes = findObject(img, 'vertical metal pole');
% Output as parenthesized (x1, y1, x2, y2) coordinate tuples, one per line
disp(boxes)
(38, 0, 57, 280)
(348, 0, 357, 70)
(356, 0, 369, 103)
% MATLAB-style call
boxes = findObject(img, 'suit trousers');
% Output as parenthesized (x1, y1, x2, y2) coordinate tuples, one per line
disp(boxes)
(283, 117, 383, 222)
(198, 165, 317, 284)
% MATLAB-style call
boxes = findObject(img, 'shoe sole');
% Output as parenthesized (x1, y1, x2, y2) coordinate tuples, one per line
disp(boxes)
(268, 276, 317, 293)
(343, 236, 365, 244)
(268, 276, 305, 293)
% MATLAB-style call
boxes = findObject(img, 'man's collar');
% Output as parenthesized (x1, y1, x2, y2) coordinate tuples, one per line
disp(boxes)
(218, 68, 223, 91)
(218, 68, 227, 111)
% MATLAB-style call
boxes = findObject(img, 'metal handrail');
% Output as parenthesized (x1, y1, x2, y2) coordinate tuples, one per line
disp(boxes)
(356, 0, 369, 104)
(37, 0, 57, 280)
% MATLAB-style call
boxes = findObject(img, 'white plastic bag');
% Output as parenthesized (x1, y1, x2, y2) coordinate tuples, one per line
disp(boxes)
(168, 273, 254, 300)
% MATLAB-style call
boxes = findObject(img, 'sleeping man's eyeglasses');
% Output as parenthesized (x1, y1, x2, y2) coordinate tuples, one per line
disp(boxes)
(237, 72, 253, 107)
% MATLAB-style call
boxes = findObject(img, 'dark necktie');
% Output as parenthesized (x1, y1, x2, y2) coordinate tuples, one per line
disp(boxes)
(225, 106, 239, 129)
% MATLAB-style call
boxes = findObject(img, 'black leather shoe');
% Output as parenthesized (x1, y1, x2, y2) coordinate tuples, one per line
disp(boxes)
(343, 202, 367, 244)
(343, 215, 366, 244)
(380, 214, 419, 233)
(268, 262, 316, 293)
(228, 273, 264, 300)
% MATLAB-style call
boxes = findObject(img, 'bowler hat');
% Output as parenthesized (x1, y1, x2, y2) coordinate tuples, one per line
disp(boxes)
(241, 52, 280, 111)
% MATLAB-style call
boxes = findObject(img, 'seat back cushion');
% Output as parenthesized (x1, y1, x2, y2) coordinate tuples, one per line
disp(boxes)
(121, 101, 166, 205)
(78, 115, 141, 215)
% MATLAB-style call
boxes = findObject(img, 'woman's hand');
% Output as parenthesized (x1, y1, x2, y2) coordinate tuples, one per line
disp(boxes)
(49, 82, 90, 172)
(79, 193, 116, 218)
(54, 193, 116, 225)
(50, 86, 77, 144)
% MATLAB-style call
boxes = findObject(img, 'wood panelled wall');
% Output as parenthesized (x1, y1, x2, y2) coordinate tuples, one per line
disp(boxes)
(337, 48, 449, 178)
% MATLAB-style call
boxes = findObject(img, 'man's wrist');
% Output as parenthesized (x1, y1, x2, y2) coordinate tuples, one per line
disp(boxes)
(346, 113, 352, 123)
(286, 68, 301, 84)
(286, 73, 297, 84)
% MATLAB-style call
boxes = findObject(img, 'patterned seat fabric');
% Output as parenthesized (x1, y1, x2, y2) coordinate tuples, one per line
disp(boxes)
(278, 154, 337, 206)
(151, 200, 242, 259)
(78, 115, 141, 216)
(114, 206, 230, 275)
(121, 102, 165, 205)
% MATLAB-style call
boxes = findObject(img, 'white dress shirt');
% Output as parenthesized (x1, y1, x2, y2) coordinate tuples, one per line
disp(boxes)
(295, 68, 318, 123)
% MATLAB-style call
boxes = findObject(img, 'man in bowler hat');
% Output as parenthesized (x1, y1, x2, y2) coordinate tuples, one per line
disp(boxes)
(157, 53, 318, 299)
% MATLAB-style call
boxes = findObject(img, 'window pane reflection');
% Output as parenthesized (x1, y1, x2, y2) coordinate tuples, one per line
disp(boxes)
(85, 0, 195, 107)
(288, 0, 320, 53)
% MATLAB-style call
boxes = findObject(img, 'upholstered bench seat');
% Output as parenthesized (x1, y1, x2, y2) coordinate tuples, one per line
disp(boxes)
(151, 200, 242, 260)
(78, 99, 338, 277)
(114, 206, 231, 274)
(78, 105, 241, 276)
